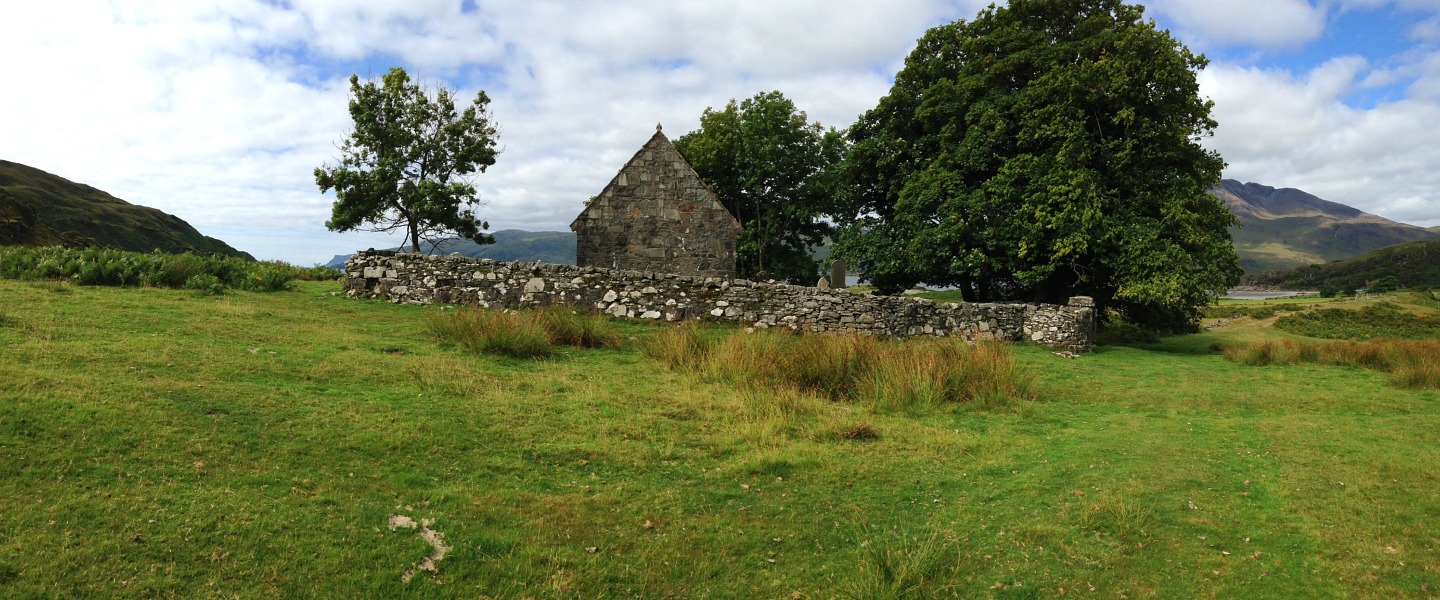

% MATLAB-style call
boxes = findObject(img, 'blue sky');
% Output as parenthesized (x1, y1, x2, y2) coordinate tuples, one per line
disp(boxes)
(3, 0, 1438, 265)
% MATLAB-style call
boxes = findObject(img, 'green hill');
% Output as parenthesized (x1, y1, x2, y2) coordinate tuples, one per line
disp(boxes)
(427, 230, 577, 264)
(1248, 238, 1440, 291)
(0, 160, 252, 258)
(326, 229, 577, 269)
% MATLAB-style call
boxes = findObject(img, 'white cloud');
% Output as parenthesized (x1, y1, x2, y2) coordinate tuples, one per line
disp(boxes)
(3, 0, 1000, 263)
(1146, 0, 1326, 49)
(1201, 59, 1440, 227)
(3, 0, 1439, 267)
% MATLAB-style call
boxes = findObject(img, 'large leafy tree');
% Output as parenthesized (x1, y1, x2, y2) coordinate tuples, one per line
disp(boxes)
(834, 0, 1241, 330)
(674, 91, 846, 283)
(316, 67, 500, 253)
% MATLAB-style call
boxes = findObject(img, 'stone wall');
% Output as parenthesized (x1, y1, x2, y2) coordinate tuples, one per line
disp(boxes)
(344, 251, 1095, 352)
(570, 128, 741, 278)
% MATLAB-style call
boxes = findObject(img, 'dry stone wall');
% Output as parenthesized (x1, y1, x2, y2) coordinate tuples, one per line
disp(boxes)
(344, 251, 1095, 353)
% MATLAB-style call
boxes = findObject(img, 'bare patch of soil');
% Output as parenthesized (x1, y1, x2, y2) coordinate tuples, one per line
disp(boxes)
(388, 514, 451, 582)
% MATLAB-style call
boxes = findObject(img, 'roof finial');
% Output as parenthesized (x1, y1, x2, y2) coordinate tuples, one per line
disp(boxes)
(656, 122, 663, 132)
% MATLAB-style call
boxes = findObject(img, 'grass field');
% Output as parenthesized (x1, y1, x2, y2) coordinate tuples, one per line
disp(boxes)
(2, 280, 1439, 598)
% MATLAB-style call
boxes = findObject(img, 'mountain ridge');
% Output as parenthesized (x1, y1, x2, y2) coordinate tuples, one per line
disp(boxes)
(1211, 179, 1439, 275)
(324, 229, 577, 269)
(0, 160, 252, 259)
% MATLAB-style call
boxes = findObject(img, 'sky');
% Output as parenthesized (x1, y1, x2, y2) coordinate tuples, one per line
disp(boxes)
(3, 0, 1439, 265)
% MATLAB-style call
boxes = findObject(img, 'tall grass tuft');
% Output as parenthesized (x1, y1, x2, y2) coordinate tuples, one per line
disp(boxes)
(704, 329, 799, 388)
(639, 323, 713, 372)
(428, 305, 625, 359)
(783, 333, 880, 398)
(426, 307, 553, 358)
(860, 339, 1033, 412)
(1225, 338, 1440, 390)
(535, 305, 622, 349)
(645, 328, 1033, 410)
(1384, 340, 1440, 390)
(846, 527, 958, 598)
(1222, 339, 1317, 366)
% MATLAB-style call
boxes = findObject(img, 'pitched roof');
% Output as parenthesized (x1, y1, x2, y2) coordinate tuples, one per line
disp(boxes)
(570, 126, 738, 231)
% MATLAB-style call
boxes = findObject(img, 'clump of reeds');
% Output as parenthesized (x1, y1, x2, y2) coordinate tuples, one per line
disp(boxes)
(639, 322, 713, 372)
(427, 305, 622, 359)
(534, 305, 622, 349)
(643, 326, 1034, 410)
(1223, 338, 1440, 390)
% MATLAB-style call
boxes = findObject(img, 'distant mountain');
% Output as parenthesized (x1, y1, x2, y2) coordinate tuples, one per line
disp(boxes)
(0, 160, 251, 258)
(1212, 179, 1439, 275)
(1249, 238, 1440, 292)
(326, 229, 577, 269)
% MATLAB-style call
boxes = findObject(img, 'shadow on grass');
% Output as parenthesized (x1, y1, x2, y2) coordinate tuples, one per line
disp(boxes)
(1093, 334, 1225, 357)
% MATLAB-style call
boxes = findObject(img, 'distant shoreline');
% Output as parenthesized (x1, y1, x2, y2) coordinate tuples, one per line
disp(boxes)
(1225, 289, 1315, 300)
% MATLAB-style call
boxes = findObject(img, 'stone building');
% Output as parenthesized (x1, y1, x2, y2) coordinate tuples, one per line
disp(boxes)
(570, 125, 741, 278)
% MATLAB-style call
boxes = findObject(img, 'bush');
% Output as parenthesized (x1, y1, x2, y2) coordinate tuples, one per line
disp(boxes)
(1274, 303, 1440, 340)
(156, 253, 207, 287)
(299, 265, 343, 281)
(184, 274, 226, 295)
(1368, 276, 1400, 294)
(1201, 303, 1303, 321)
(241, 265, 293, 292)
(0, 246, 309, 292)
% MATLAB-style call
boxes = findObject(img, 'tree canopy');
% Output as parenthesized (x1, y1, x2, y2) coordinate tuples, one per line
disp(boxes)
(316, 67, 500, 253)
(674, 91, 846, 283)
(833, 0, 1240, 330)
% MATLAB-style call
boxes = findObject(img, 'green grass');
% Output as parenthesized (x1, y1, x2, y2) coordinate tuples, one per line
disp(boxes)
(3, 279, 1440, 597)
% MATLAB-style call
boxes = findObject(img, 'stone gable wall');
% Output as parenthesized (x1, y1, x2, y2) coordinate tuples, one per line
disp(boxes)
(571, 131, 740, 278)
(344, 251, 1095, 353)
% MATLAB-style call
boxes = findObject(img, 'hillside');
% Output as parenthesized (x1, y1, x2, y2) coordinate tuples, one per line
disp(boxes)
(1248, 238, 1440, 291)
(1212, 179, 1438, 274)
(326, 229, 577, 268)
(0, 160, 251, 258)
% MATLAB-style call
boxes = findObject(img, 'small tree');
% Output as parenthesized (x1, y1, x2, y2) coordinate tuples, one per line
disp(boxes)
(1369, 276, 1400, 294)
(674, 91, 846, 283)
(316, 67, 500, 253)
